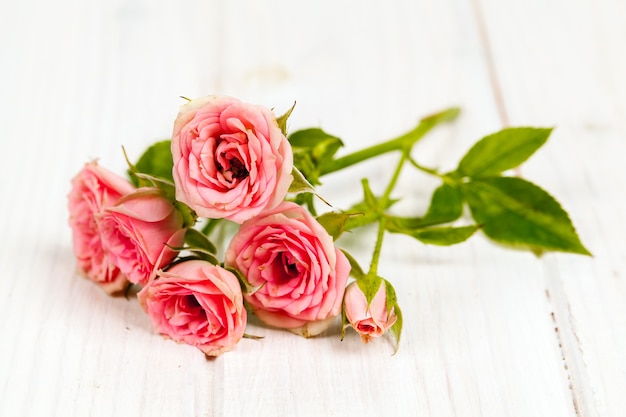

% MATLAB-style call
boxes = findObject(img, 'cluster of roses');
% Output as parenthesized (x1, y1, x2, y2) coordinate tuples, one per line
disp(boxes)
(68, 95, 397, 357)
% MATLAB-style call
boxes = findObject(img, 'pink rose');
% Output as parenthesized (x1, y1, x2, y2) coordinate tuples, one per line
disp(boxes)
(138, 260, 246, 357)
(171, 95, 293, 223)
(343, 281, 398, 343)
(68, 161, 135, 295)
(98, 188, 186, 286)
(224, 201, 351, 337)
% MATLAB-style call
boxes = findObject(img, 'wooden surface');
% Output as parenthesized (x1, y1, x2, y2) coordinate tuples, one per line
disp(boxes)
(1, 0, 625, 416)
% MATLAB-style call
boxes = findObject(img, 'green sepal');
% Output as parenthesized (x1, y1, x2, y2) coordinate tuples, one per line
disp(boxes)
(288, 167, 331, 206)
(336, 178, 386, 232)
(129, 171, 180, 210)
(341, 287, 350, 341)
(188, 250, 219, 265)
(275, 102, 296, 136)
(316, 211, 361, 240)
(184, 228, 217, 254)
(383, 279, 402, 355)
(340, 249, 366, 280)
(225, 266, 265, 295)
(123, 146, 151, 189)
(114, 187, 195, 230)
(342, 211, 376, 232)
(165, 255, 210, 270)
(174, 200, 197, 228)
(242, 333, 265, 340)
(113, 186, 165, 205)
(166, 243, 219, 265)
(386, 293, 403, 354)
(392, 224, 479, 246)
(288, 166, 316, 194)
(455, 127, 552, 178)
(356, 274, 384, 307)
(462, 177, 591, 255)
(361, 178, 378, 210)
(383, 279, 397, 316)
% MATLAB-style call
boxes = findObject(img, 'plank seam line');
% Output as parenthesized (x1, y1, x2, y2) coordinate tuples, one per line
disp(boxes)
(469, 0, 510, 126)
(545, 287, 584, 417)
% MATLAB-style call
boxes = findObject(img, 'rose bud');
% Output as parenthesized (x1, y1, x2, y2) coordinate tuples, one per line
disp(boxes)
(171, 95, 293, 223)
(343, 281, 398, 343)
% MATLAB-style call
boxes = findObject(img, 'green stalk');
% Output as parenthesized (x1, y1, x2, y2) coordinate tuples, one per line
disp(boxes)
(367, 215, 388, 278)
(408, 157, 442, 178)
(201, 218, 222, 236)
(381, 152, 408, 207)
(367, 151, 408, 278)
(318, 107, 460, 176)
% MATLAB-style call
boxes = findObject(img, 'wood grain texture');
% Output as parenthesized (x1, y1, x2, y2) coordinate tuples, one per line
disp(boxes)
(0, 0, 624, 416)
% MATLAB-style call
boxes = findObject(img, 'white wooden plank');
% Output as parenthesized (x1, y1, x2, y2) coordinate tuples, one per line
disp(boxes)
(212, 1, 576, 416)
(2, 0, 620, 416)
(476, 0, 626, 416)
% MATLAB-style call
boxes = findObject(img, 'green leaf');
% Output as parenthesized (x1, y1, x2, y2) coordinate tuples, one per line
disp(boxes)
(288, 128, 343, 161)
(289, 128, 344, 186)
(384, 183, 463, 232)
(456, 127, 552, 178)
(130, 140, 174, 186)
(423, 183, 464, 223)
(462, 177, 591, 255)
(184, 228, 217, 254)
(397, 225, 479, 246)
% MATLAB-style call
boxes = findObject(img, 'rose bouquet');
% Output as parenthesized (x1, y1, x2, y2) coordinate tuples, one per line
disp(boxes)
(68, 95, 589, 357)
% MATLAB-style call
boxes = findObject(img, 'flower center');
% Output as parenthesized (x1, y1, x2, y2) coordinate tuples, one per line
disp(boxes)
(184, 294, 202, 309)
(278, 252, 300, 281)
(357, 323, 376, 333)
(217, 156, 249, 183)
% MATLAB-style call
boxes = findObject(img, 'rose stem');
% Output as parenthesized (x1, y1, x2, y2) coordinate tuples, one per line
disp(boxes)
(367, 150, 409, 278)
(318, 107, 460, 176)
